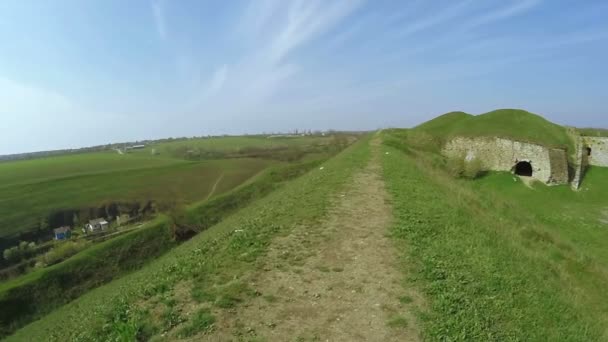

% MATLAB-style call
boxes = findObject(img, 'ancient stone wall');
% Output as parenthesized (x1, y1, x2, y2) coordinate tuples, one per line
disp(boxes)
(583, 137, 608, 167)
(571, 137, 587, 190)
(443, 137, 569, 185)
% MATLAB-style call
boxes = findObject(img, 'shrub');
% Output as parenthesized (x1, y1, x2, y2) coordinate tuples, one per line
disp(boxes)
(446, 156, 484, 180)
(463, 157, 484, 179)
(37, 240, 90, 267)
(446, 156, 466, 178)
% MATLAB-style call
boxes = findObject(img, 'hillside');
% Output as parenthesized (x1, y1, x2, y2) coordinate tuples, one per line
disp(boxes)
(7, 134, 608, 341)
(5, 136, 372, 341)
(414, 109, 575, 151)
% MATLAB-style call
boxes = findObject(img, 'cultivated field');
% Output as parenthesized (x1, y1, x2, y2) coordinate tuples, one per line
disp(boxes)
(0, 135, 345, 241)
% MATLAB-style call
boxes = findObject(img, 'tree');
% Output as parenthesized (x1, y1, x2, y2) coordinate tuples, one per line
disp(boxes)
(3, 247, 20, 262)
(39, 217, 49, 231)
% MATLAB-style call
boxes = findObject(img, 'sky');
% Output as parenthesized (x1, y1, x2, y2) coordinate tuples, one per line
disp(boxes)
(0, 0, 607, 155)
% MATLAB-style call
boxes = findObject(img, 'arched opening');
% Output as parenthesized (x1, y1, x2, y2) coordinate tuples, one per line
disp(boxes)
(586, 147, 592, 156)
(514, 161, 533, 177)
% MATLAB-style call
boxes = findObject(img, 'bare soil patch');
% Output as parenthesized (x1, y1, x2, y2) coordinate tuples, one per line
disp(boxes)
(204, 138, 421, 341)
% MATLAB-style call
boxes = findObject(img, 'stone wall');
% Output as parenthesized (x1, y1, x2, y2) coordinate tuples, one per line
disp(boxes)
(571, 137, 587, 190)
(443, 137, 569, 185)
(583, 137, 608, 167)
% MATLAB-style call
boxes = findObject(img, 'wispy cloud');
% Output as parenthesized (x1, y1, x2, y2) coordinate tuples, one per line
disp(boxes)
(188, 0, 363, 115)
(151, 0, 167, 40)
(462, 0, 542, 31)
(267, 0, 363, 63)
(394, 0, 474, 38)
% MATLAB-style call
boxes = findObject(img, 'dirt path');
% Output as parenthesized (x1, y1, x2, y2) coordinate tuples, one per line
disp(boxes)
(206, 173, 225, 201)
(204, 138, 421, 341)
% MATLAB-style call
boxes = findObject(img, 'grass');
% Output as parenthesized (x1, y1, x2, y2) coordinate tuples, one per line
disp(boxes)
(0, 152, 181, 187)
(0, 158, 274, 240)
(381, 135, 608, 341)
(0, 156, 329, 337)
(387, 315, 408, 328)
(414, 108, 575, 151)
(178, 308, 216, 337)
(128, 135, 341, 159)
(5, 135, 370, 341)
(578, 127, 608, 137)
(0, 134, 351, 243)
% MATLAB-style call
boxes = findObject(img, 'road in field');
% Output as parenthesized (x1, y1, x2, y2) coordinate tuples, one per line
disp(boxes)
(206, 137, 421, 341)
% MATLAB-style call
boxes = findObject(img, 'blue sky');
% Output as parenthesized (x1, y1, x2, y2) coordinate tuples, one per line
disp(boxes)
(1, 0, 607, 154)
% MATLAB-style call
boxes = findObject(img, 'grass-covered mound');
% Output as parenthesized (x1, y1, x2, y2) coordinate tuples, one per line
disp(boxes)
(381, 137, 608, 340)
(415, 109, 574, 151)
(413, 111, 473, 137)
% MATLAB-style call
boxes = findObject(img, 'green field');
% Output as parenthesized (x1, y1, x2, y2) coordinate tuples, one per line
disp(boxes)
(128, 135, 340, 159)
(0, 135, 345, 241)
(4, 136, 371, 341)
(0, 158, 272, 239)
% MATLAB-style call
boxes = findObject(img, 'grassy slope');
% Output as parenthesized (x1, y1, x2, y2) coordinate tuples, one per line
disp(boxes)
(415, 109, 574, 151)
(7, 136, 371, 341)
(0, 158, 274, 238)
(0, 156, 328, 337)
(382, 140, 607, 340)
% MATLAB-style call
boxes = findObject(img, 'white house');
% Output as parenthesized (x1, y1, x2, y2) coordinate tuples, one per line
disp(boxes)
(85, 218, 109, 233)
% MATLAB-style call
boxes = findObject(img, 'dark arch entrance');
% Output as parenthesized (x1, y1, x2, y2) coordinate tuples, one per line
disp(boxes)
(514, 161, 533, 177)
(586, 147, 592, 156)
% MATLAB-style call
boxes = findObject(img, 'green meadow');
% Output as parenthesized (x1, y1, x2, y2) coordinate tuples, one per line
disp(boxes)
(381, 126, 608, 340)
(0, 134, 343, 240)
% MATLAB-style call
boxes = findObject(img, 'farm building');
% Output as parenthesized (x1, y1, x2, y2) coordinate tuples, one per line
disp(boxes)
(53, 226, 72, 240)
(85, 218, 109, 233)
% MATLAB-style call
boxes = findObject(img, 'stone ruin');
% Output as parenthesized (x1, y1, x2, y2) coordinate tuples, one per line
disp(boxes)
(442, 135, 608, 189)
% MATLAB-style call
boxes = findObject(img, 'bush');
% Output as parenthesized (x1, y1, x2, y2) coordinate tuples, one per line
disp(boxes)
(463, 157, 483, 179)
(2, 241, 37, 263)
(447, 156, 484, 180)
(38, 240, 90, 267)
(446, 156, 466, 178)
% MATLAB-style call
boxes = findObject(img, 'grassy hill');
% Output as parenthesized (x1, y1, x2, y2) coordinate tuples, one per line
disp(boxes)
(381, 138, 608, 340)
(414, 109, 575, 151)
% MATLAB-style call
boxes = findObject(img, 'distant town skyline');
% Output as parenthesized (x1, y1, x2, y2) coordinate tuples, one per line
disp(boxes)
(1, 0, 607, 155)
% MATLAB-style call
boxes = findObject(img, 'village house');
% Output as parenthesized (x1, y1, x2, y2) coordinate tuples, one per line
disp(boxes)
(84, 218, 109, 233)
(53, 226, 72, 240)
